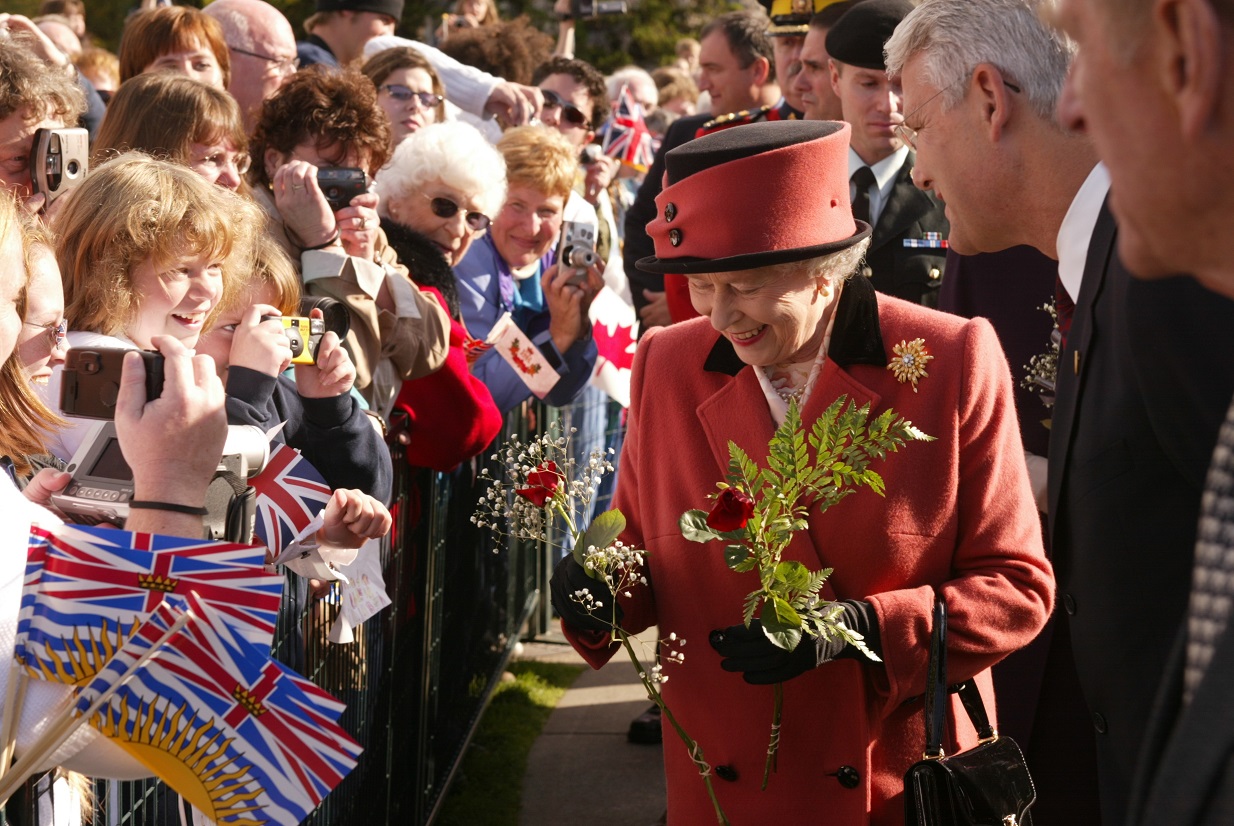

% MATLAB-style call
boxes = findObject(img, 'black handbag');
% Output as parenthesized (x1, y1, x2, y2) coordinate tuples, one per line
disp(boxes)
(903, 598, 1037, 826)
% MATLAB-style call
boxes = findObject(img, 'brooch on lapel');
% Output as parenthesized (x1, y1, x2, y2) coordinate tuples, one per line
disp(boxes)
(888, 338, 933, 392)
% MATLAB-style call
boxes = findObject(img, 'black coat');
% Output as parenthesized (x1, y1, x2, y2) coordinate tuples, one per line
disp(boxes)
(860, 152, 949, 309)
(1046, 201, 1234, 823)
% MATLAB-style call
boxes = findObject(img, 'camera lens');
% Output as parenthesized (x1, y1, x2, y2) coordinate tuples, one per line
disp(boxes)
(301, 296, 351, 340)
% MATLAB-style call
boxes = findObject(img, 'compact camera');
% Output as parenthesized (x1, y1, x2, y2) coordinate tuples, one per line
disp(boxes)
(317, 167, 369, 211)
(268, 297, 351, 365)
(50, 423, 269, 527)
(30, 127, 89, 205)
(61, 348, 164, 421)
(557, 221, 599, 286)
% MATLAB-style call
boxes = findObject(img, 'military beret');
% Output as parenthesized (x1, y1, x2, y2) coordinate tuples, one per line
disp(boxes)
(824, 0, 913, 71)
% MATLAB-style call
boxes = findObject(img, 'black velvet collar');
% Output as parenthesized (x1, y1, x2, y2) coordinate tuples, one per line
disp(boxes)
(703, 275, 887, 376)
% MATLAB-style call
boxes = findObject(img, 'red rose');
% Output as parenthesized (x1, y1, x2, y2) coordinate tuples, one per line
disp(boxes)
(706, 488, 754, 533)
(516, 461, 561, 507)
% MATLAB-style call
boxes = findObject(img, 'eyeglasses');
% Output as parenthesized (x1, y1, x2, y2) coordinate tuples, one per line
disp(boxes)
(191, 149, 251, 177)
(425, 194, 491, 231)
(539, 89, 589, 127)
(380, 85, 444, 109)
(229, 45, 299, 76)
(23, 319, 67, 351)
(894, 74, 1021, 151)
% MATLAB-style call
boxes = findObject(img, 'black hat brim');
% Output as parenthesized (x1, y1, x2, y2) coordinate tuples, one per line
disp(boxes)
(636, 220, 872, 274)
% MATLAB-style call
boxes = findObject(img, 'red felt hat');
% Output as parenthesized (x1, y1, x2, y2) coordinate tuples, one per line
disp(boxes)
(637, 120, 871, 274)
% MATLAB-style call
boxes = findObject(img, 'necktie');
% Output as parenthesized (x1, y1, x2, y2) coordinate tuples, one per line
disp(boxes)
(1184, 396, 1234, 703)
(851, 166, 876, 227)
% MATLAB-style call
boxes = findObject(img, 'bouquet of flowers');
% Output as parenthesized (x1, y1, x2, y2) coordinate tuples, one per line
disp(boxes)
(679, 396, 932, 787)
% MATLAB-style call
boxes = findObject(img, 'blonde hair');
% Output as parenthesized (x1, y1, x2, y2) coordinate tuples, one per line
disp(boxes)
(496, 126, 576, 202)
(256, 235, 302, 317)
(0, 194, 64, 473)
(56, 152, 262, 339)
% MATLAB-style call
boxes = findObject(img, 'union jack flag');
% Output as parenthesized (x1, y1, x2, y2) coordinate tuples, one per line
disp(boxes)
(77, 594, 360, 826)
(251, 444, 332, 557)
(19, 524, 281, 684)
(602, 84, 657, 173)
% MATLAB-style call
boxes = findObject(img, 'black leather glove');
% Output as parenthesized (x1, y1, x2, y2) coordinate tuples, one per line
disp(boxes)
(709, 600, 880, 685)
(549, 554, 623, 634)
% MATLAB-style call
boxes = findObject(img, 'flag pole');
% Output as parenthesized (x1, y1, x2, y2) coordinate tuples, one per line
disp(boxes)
(0, 665, 27, 773)
(0, 610, 192, 806)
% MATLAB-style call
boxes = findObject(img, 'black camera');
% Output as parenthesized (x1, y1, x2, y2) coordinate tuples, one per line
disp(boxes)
(317, 167, 369, 211)
(30, 127, 89, 205)
(61, 348, 164, 420)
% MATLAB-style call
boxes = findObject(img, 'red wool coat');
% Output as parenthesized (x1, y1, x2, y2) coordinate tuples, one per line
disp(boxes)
(566, 278, 1054, 825)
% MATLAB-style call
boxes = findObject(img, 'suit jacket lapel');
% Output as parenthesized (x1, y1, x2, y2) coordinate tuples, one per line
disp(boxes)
(868, 153, 937, 254)
(1047, 199, 1117, 533)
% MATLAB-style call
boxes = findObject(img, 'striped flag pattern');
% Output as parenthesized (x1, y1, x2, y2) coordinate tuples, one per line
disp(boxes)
(250, 444, 332, 557)
(602, 84, 657, 173)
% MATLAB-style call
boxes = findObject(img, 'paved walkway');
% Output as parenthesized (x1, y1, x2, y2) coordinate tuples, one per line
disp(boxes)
(516, 630, 666, 826)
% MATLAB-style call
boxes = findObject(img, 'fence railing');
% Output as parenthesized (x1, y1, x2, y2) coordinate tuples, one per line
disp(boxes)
(3, 389, 624, 826)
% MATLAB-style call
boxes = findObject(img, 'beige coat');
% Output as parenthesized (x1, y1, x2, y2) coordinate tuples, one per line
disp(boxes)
(253, 186, 449, 412)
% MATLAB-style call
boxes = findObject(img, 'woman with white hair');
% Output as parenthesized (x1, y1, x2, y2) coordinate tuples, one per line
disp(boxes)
(375, 120, 507, 270)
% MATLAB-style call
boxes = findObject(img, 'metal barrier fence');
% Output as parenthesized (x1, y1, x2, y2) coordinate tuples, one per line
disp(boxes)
(3, 389, 624, 826)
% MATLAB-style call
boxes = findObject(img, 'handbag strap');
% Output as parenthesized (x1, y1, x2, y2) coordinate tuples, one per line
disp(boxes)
(923, 596, 998, 759)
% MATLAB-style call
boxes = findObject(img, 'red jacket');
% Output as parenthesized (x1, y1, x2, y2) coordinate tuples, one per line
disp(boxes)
(567, 278, 1054, 824)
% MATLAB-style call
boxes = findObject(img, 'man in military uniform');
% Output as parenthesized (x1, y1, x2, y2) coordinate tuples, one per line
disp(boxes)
(759, 0, 855, 119)
(828, 0, 949, 306)
(794, 2, 862, 121)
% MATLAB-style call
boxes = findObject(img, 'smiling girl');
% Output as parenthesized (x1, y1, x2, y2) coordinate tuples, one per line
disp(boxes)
(39, 152, 261, 461)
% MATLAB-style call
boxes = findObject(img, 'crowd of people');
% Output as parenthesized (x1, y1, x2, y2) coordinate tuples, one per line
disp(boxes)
(1, 0, 1231, 822)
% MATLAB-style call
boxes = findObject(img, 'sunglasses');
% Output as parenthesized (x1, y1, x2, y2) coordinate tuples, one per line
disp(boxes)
(23, 318, 67, 351)
(381, 84, 444, 109)
(540, 89, 589, 127)
(425, 194, 491, 231)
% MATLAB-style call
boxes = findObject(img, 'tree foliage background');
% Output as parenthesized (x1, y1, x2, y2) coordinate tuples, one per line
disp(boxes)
(10, 0, 752, 73)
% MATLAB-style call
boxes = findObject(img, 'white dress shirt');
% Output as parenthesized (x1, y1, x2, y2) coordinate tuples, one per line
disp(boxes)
(848, 145, 910, 229)
(1056, 163, 1112, 302)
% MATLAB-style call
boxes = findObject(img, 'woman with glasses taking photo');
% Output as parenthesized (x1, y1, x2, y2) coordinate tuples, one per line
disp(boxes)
(361, 47, 447, 153)
(250, 65, 450, 417)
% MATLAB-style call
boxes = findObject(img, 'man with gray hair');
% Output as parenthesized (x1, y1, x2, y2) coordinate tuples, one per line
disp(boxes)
(887, 1, 1234, 822)
(1051, 1, 1234, 823)
(204, 0, 299, 133)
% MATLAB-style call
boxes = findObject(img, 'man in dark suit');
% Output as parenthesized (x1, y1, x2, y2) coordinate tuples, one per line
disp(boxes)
(826, 0, 948, 307)
(1053, 0, 1234, 823)
(624, 10, 780, 332)
(889, 2, 1234, 823)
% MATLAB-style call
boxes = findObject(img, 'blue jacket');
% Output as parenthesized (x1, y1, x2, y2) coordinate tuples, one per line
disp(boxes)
(454, 234, 597, 414)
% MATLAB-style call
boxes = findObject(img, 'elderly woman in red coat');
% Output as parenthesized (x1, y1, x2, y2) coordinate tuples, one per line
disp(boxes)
(550, 120, 1054, 824)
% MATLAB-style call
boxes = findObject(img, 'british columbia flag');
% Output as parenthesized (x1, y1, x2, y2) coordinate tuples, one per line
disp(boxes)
(77, 594, 360, 826)
(601, 84, 657, 173)
(250, 444, 332, 557)
(18, 524, 281, 684)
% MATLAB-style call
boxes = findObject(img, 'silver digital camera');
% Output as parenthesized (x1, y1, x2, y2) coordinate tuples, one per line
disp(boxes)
(557, 221, 599, 286)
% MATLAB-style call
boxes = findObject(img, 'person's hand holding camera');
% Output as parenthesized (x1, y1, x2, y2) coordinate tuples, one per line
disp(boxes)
(316, 489, 392, 550)
(334, 191, 380, 263)
(229, 304, 294, 378)
(295, 309, 356, 399)
(544, 260, 603, 354)
(272, 161, 338, 250)
(485, 82, 541, 127)
(116, 335, 227, 533)
(21, 468, 72, 510)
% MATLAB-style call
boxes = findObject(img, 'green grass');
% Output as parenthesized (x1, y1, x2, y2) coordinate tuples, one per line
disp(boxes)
(435, 660, 584, 826)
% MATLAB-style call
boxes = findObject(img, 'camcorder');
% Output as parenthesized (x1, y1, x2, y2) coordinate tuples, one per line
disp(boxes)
(57, 346, 275, 540)
(571, 0, 628, 16)
(50, 422, 269, 533)
(317, 167, 369, 211)
(30, 127, 89, 205)
(557, 221, 599, 286)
